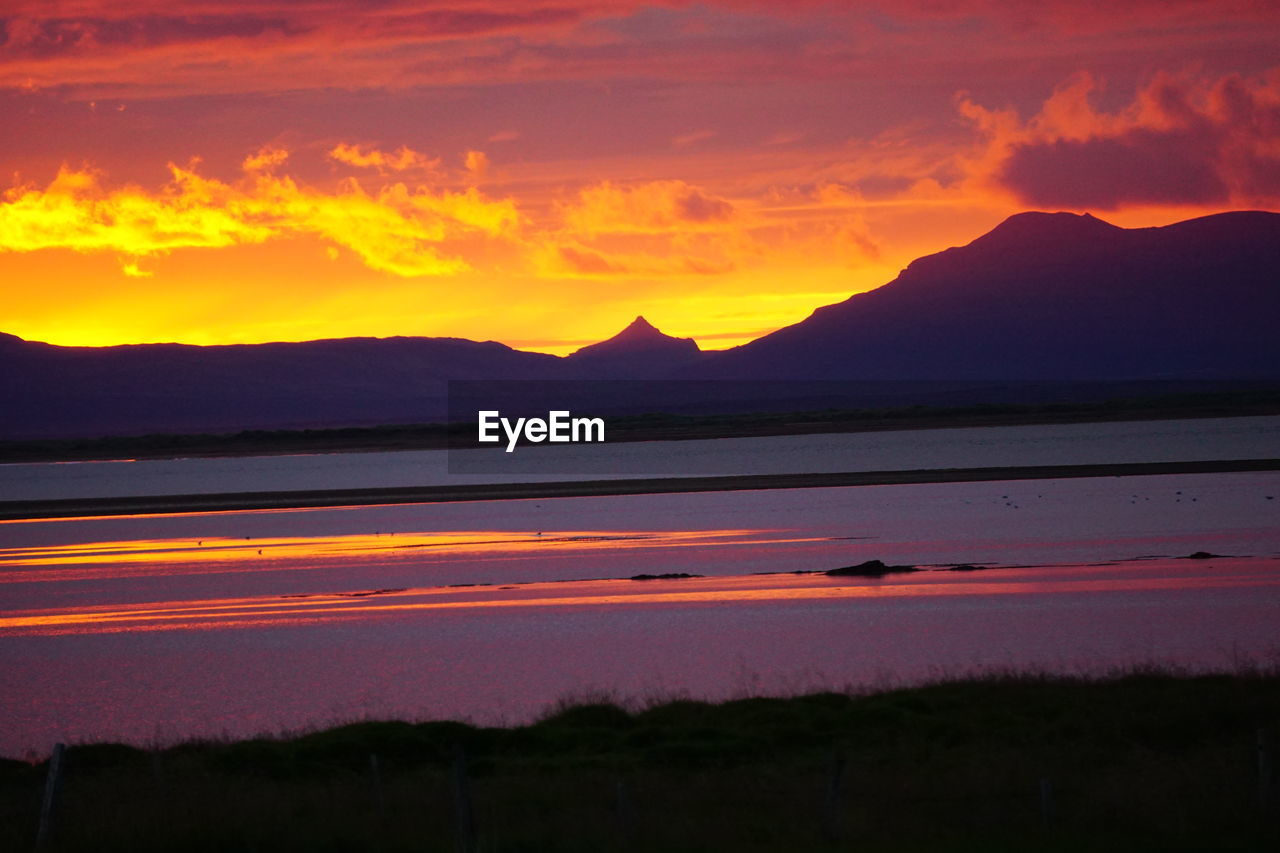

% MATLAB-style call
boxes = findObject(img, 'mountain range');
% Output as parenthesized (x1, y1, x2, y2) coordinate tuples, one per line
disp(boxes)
(3, 210, 1278, 439)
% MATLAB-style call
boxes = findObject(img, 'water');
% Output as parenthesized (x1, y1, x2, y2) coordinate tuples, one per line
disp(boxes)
(2, 465, 1278, 758)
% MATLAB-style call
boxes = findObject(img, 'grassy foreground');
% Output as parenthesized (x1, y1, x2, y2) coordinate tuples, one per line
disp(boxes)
(4, 669, 1279, 852)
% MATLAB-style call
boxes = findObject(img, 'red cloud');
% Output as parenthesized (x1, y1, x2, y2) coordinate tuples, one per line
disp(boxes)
(963, 70, 1280, 209)
(3, 1, 1278, 100)
(0, 2, 598, 95)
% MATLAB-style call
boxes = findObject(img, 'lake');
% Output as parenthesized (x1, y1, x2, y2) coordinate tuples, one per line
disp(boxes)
(1, 418, 1278, 758)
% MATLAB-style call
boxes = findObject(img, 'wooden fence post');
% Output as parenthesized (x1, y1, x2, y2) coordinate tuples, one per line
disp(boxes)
(35, 743, 65, 850)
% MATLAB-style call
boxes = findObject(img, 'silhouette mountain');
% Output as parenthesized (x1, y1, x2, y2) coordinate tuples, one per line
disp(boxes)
(0, 335, 560, 438)
(2, 210, 1277, 439)
(566, 316, 700, 377)
(696, 210, 1280, 380)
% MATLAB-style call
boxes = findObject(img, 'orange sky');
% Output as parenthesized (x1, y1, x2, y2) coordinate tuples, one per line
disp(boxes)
(1, 1, 1278, 354)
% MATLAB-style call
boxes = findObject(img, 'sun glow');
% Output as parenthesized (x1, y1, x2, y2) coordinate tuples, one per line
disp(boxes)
(0, 3, 1275, 352)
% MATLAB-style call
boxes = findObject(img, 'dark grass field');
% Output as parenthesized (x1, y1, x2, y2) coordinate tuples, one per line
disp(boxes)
(4, 388, 1279, 463)
(5, 667, 1279, 851)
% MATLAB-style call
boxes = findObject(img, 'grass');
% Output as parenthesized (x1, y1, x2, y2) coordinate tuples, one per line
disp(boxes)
(3, 667, 1279, 851)
(3, 386, 1279, 462)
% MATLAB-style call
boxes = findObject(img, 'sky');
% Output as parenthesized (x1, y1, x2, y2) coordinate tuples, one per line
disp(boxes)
(1, 1, 1278, 354)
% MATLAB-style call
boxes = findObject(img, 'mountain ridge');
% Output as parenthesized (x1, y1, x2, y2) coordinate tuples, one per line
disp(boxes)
(695, 209, 1280, 380)
(4, 209, 1278, 438)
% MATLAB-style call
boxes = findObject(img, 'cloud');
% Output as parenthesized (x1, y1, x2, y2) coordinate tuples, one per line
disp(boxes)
(534, 241, 736, 278)
(243, 145, 290, 172)
(1, 10, 301, 58)
(0, 3, 590, 59)
(0, 155, 521, 277)
(119, 259, 152, 277)
(536, 176, 890, 279)
(763, 131, 804, 147)
(561, 180, 737, 236)
(854, 0, 1280, 36)
(0, 147, 892, 288)
(3, 2, 1276, 100)
(672, 129, 716, 148)
(811, 188, 882, 261)
(328, 143, 440, 174)
(464, 150, 490, 179)
(535, 180, 744, 278)
(998, 131, 1225, 208)
(0, 2, 596, 96)
(960, 69, 1280, 209)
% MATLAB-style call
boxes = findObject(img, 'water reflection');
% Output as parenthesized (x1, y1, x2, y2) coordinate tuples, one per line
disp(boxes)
(5, 557, 1275, 636)
(0, 527, 822, 584)
(3, 473, 1279, 757)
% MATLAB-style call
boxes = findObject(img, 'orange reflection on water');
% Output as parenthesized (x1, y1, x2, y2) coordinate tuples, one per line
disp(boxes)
(4, 559, 1277, 636)
(0, 528, 808, 583)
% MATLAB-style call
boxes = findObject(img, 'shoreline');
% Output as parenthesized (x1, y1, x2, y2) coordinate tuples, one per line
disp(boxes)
(4, 393, 1278, 464)
(3, 457, 1277, 520)
(5, 662, 1276, 762)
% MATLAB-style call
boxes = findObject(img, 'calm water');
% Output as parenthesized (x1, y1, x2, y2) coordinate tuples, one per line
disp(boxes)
(2, 465, 1278, 758)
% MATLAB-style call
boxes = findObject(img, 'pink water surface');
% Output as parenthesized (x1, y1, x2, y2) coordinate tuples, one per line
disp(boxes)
(1, 471, 1277, 758)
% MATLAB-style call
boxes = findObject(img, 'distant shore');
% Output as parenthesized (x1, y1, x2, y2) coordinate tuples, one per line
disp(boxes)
(3, 389, 1279, 464)
(3, 457, 1277, 521)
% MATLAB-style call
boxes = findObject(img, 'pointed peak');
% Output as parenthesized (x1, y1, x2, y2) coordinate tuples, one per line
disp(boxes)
(613, 315, 667, 342)
(569, 315, 700, 361)
(625, 315, 658, 333)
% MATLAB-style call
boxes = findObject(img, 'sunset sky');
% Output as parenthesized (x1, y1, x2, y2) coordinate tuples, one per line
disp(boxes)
(2, 1, 1278, 354)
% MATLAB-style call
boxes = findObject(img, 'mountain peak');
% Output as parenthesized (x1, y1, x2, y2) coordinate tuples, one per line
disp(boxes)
(615, 315, 662, 340)
(568, 315, 700, 364)
(703, 208, 1280, 381)
(981, 210, 1121, 245)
